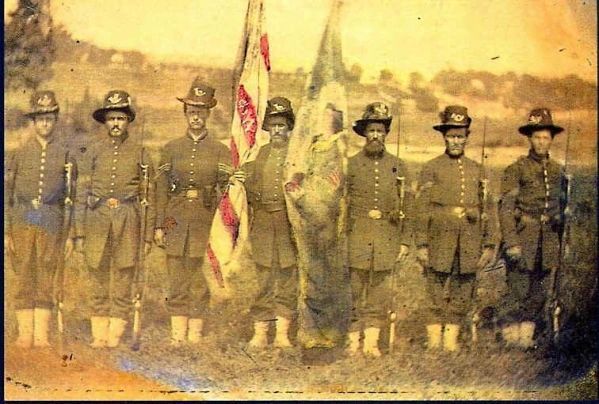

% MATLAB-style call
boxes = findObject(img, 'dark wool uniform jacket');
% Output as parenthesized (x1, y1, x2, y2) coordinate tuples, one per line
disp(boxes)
(347, 150, 414, 272)
(155, 133, 230, 258)
(499, 151, 565, 271)
(5, 135, 77, 264)
(75, 133, 156, 270)
(415, 152, 499, 274)
(243, 143, 297, 269)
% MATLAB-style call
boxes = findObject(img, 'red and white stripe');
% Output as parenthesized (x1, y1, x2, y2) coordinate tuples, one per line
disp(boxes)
(206, 0, 269, 291)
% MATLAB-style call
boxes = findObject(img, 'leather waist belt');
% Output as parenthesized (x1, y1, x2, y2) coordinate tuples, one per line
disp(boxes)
(17, 198, 60, 210)
(432, 205, 478, 218)
(521, 213, 551, 224)
(255, 201, 286, 212)
(100, 197, 136, 209)
(171, 188, 204, 201)
(350, 206, 391, 220)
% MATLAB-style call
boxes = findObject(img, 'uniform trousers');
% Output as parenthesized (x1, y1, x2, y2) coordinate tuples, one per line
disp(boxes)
(425, 247, 476, 325)
(88, 228, 134, 320)
(349, 268, 392, 331)
(12, 224, 58, 310)
(251, 243, 298, 321)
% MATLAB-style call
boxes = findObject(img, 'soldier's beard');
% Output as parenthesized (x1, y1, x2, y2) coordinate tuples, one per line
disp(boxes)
(271, 134, 289, 148)
(364, 139, 385, 157)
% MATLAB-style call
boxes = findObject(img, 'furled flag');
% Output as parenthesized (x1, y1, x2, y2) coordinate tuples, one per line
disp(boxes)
(283, 0, 352, 350)
(205, 0, 270, 299)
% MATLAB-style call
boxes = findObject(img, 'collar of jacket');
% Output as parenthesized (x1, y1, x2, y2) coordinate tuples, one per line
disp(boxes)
(187, 128, 208, 142)
(528, 149, 550, 163)
(106, 132, 129, 145)
(32, 134, 57, 148)
(361, 148, 385, 160)
(443, 149, 465, 160)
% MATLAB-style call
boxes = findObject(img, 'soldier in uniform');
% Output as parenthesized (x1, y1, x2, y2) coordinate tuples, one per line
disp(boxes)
(153, 79, 230, 345)
(75, 90, 156, 348)
(414, 105, 497, 353)
(243, 97, 298, 350)
(345, 102, 413, 357)
(498, 108, 566, 349)
(5, 91, 76, 348)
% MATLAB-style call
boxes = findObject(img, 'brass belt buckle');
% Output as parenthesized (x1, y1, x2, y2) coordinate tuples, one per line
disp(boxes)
(31, 198, 41, 210)
(368, 209, 382, 220)
(185, 189, 199, 199)
(107, 197, 120, 209)
(453, 207, 465, 218)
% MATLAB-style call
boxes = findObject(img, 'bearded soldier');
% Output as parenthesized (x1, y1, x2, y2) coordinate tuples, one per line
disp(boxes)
(154, 79, 230, 346)
(499, 108, 566, 349)
(244, 97, 299, 350)
(414, 105, 498, 353)
(5, 91, 76, 348)
(75, 90, 156, 348)
(345, 102, 413, 357)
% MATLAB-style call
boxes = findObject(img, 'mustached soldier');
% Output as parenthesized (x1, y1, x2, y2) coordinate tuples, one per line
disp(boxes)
(498, 108, 566, 349)
(5, 91, 77, 348)
(414, 106, 498, 353)
(154, 78, 229, 346)
(244, 97, 299, 350)
(76, 90, 156, 348)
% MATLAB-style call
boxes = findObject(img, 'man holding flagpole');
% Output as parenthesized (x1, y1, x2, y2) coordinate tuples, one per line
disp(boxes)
(243, 97, 299, 350)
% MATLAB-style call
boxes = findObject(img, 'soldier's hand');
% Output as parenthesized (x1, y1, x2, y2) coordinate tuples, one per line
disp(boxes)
(231, 169, 247, 184)
(4, 235, 15, 254)
(64, 238, 74, 260)
(144, 242, 152, 256)
(327, 169, 342, 189)
(395, 244, 410, 263)
(75, 237, 85, 254)
(415, 247, 429, 268)
(388, 209, 405, 224)
(154, 228, 166, 248)
(477, 247, 495, 270)
(505, 245, 522, 261)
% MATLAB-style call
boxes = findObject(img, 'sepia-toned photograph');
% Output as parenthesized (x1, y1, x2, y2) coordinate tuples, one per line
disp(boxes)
(4, 0, 597, 400)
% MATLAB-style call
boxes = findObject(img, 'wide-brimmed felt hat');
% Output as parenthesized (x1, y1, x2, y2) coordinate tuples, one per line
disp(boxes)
(262, 96, 295, 131)
(177, 78, 217, 108)
(518, 108, 564, 136)
(25, 90, 60, 118)
(93, 90, 136, 123)
(433, 105, 472, 132)
(352, 102, 392, 136)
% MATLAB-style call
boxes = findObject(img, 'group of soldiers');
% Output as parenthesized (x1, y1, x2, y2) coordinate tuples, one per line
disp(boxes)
(5, 77, 570, 360)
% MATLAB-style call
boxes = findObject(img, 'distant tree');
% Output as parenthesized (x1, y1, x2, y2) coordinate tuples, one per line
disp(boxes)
(346, 63, 363, 83)
(4, 0, 55, 90)
(408, 72, 425, 90)
(379, 69, 394, 83)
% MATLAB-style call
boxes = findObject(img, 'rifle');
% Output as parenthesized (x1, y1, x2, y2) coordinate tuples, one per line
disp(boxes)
(132, 117, 150, 351)
(472, 117, 489, 344)
(53, 153, 74, 351)
(550, 112, 573, 345)
(388, 98, 405, 354)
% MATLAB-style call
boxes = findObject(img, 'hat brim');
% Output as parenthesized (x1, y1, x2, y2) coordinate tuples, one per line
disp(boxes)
(433, 121, 471, 133)
(518, 124, 564, 136)
(176, 97, 217, 109)
(262, 111, 295, 131)
(25, 107, 60, 118)
(352, 118, 391, 136)
(93, 106, 136, 123)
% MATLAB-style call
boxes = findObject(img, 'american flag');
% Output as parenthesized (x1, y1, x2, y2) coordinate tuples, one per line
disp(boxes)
(206, 0, 270, 295)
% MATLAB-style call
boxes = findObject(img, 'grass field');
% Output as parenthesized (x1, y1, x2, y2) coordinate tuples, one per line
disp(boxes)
(4, 152, 597, 400)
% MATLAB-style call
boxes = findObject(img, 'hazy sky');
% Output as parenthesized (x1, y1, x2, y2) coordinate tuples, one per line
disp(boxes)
(5, 0, 597, 82)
